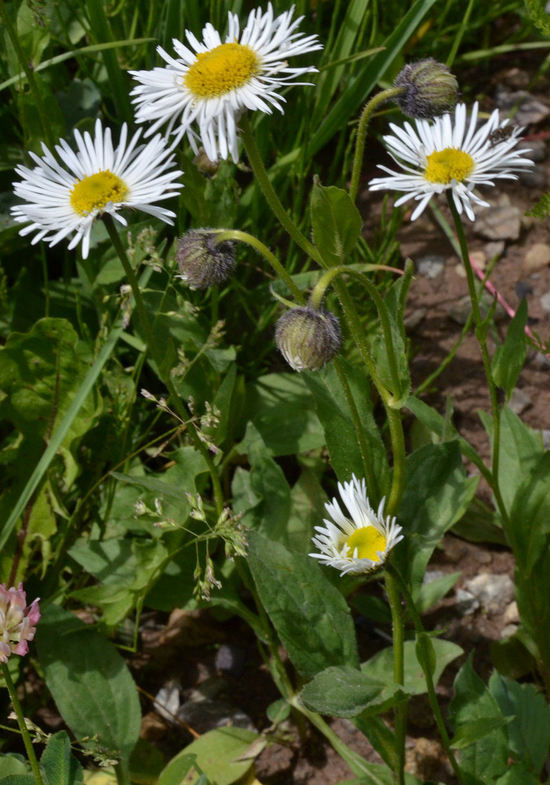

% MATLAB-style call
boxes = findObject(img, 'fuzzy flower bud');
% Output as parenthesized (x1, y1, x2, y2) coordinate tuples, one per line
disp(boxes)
(394, 59, 458, 119)
(176, 229, 235, 290)
(275, 306, 342, 372)
(0, 583, 40, 663)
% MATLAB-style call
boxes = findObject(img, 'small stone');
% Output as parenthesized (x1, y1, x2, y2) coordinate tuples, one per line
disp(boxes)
(423, 570, 445, 584)
(532, 352, 550, 369)
(469, 250, 487, 271)
(449, 293, 505, 325)
(215, 644, 246, 677)
(417, 255, 446, 278)
(155, 681, 181, 724)
(501, 68, 530, 89)
(455, 588, 480, 615)
(495, 88, 550, 125)
(501, 624, 519, 639)
(404, 307, 426, 330)
(509, 388, 533, 415)
(541, 429, 550, 449)
(474, 206, 521, 241)
(454, 264, 466, 278)
(464, 573, 515, 615)
(517, 138, 546, 163)
(523, 243, 550, 274)
(503, 601, 520, 625)
(484, 241, 506, 261)
(516, 280, 533, 299)
(540, 290, 550, 315)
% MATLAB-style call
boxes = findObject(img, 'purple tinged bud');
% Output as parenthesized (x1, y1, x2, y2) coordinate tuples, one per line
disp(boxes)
(176, 229, 235, 290)
(394, 59, 458, 119)
(275, 306, 342, 372)
(0, 583, 40, 663)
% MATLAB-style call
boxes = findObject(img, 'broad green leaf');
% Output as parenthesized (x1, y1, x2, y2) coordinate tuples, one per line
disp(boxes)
(489, 672, 550, 774)
(0, 757, 28, 777)
(450, 717, 512, 750)
(491, 299, 528, 397)
(158, 728, 257, 785)
(284, 469, 327, 553)
(495, 763, 539, 785)
(248, 531, 359, 678)
(449, 657, 508, 781)
(310, 182, 362, 266)
(305, 359, 390, 501)
(40, 731, 84, 785)
(395, 442, 477, 596)
(242, 373, 324, 457)
(36, 605, 141, 770)
(0, 778, 35, 785)
(301, 638, 461, 717)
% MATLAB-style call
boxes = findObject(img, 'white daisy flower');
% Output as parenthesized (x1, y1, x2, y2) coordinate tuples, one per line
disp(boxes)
(11, 120, 183, 259)
(369, 101, 534, 221)
(129, 2, 322, 162)
(309, 475, 403, 576)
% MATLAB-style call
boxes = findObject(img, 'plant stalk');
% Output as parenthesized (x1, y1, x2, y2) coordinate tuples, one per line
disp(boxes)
(2, 663, 45, 785)
(384, 573, 406, 785)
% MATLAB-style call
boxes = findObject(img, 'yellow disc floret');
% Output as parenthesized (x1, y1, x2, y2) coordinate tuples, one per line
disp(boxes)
(345, 527, 387, 562)
(70, 171, 129, 216)
(424, 147, 474, 184)
(184, 42, 260, 98)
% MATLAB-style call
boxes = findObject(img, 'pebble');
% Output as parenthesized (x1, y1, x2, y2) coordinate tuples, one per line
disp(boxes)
(474, 206, 521, 241)
(155, 681, 181, 723)
(484, 241, 506, 261)
(495, 88, 550, 125)
(515, 280, 534, 299)
(532, 352, 550, 369)
(540, 290, 550, 316)
(501, 624, 519, 639)
(417, 255, 446, 279)
(464, 573, 515, 615)
(215, 644, 246, 676)
(423, 570, 445, 584)
(503, 601, 520, 625)
(449, 293, 505, 325)
(523, 243, 550, 274)
(541, 429, 550, 449)
(455, 588, 480, 615)
(404, 307, 426, 331)
(519, 167, 547, 188)
(509, 388, 533, 415)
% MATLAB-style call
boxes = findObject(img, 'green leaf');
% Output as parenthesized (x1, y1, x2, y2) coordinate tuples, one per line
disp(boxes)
(305, 359, 390, 501)
(40, 731, 84, 785)
(0, 757, 29, 777)
(158, 728, 257, 785)
(0, 778, 36, 785)
(394, 442, 477, 596)
(310, 182, 362, 266)
(449, 656, 508, 781)
(415, 571, 461, 614)
(489, 672, 550, 773)
(491, 299, 528, 397)
(495, 762, 540, 785)
(35, 605, 141, 770)
(450, 716, 512, 750)
(301, 638, 462, 718)
(248, 531, 359, 679)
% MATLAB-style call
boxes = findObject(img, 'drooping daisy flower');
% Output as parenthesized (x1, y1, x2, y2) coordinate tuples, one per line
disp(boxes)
(0, 583, 40, 663)
(309, 475, 403, 576)
(369, 102, 533, 221)
(11, 120, 183, 259)
(129, 3, 322, 162)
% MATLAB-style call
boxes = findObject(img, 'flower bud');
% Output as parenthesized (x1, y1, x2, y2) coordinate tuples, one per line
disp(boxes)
(0, 583, 40, 663)
(394, 59, 458, 119)
(275, 306, 342, 372)
(176, 229, 235, 290)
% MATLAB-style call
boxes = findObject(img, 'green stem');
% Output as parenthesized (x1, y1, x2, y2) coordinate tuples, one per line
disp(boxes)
(289, 696, 378, 779)
(385, 563, 465, 785)
(349, 87, 405, 204)
(103, 216, 225, 517)
(212, 229, 305, 303)
(0, 0, 55, 149)
(2, 663, 45, 785)
(446, 195, 507, 525)
(384, 573, 406, 785)
(239, 114, 324, 266)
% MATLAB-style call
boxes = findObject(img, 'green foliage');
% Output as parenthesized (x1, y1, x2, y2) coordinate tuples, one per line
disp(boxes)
(40, 732, 84, 785)
(248, 531, 359, 679)
(36, 605, 141, 771)
(310, 181, 362, 267)
(491, 298, 528, 398)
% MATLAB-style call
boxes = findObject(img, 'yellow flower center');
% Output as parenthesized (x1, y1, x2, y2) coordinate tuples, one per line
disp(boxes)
(345, 527, 387, 562)
(184, 42, 260, 98)
(424, 148, 474, 184)
(70, 170, 129, 216)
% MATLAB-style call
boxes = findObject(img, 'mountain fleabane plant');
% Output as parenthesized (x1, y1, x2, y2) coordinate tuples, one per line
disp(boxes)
(309, 475, 403, 575)
(129, 2, 322, 162)
(11, 120, 183, 258)
(369, 102, 533, 221)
